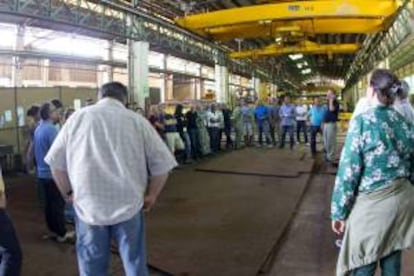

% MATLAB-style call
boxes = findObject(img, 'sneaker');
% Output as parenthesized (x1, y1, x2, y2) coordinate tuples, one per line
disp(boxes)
(267, 144, 274, 148)
(305, 143, 310, 146)
(56, 231, 76, 243)
(42, 233, 58, 240)
(335, 239, 342, 249)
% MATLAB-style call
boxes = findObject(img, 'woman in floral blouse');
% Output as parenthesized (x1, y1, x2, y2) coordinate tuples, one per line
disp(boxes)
(331, 69, 414, 276)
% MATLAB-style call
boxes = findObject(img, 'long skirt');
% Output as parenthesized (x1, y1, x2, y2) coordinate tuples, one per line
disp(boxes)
(198, 126, 211, 155)
(336, 178, 414, 276)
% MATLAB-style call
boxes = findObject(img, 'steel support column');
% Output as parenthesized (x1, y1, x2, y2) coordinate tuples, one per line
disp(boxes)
(128, 40, 149, 109)
(215, 64, 229, 103)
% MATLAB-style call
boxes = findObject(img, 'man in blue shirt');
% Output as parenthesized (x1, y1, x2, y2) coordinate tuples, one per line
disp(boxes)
(323, 89, 340, 164)
(278, 95, 296, 149)
(308, 97, 326, 156)
(255, 100, 272, 147)
(34, 101, 74, 242)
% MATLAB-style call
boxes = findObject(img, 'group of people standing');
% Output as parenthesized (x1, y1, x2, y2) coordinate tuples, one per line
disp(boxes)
(147, 103, 234, 164)
(146, 92, 340, 166)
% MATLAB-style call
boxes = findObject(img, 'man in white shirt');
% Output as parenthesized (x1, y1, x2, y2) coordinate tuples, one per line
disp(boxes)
(295, 100, 309, 145)
(0, 166, 22, 276)
(45, 82, 177, 276)
(207, 104, 224, 153)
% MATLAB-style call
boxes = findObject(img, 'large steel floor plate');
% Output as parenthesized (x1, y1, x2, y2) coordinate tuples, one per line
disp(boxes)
(196, 148, 314, 177)
(147, 171, 310, 276)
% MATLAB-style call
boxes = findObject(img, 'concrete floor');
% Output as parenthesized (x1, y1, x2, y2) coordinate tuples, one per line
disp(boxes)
(266, 161, 414, 276)
(4, 145, 414, 275)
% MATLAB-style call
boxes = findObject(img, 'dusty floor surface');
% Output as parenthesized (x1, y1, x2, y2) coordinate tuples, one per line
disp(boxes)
(4, 144, 414, 275)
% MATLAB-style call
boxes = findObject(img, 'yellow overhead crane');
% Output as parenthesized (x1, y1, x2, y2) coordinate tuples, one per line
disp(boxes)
(230, 40, 359, 59)
(176, 0, 397, 31)
(175, 0, 400, 59)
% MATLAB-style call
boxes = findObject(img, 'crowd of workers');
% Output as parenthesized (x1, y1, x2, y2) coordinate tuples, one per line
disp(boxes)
(146, 92, 339, 166)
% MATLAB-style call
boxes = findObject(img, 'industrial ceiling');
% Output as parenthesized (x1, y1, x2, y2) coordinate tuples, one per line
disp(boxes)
(136, 0, 401, 89)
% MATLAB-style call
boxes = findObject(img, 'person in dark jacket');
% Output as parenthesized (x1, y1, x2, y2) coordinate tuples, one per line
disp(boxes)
(175, 104, 192, 163)
(185, 105, 202, 160)
(221, 104, 233, 149)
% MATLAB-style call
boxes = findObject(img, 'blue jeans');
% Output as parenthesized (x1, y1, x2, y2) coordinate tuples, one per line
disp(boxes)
(0, 209, 22, 276)
(257, 119, 272, 145)
(179, 131, 192, 160)
(64, 204, 75, 223)
(352, 251, 401, 276)
(296, 120, 308, 143)
(188, 128, 202, 159)
(310, 126, 322, 155)
(280, 125, 294, 149)
(208, 127, 221, 153)
(75, 211, 148, 276)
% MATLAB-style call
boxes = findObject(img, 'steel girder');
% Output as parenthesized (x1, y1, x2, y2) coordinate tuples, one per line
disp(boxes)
(208, 19, 385, 41)
(345, 2, 413, 90)
(0, 0, 276, 83)
(230, 40, 360, 59)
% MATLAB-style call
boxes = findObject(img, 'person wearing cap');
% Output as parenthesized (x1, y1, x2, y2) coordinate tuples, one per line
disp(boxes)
(0, 166, 22, 276)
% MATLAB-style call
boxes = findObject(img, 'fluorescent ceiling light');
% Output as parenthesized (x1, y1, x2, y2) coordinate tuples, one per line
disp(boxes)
(288, 54, 303, 60)
(301, 68, 312, 74)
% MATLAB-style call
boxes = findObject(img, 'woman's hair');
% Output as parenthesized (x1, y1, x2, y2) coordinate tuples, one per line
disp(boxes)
(399, 80, 410, 100)
(370, 69, 401, 106)
(39, 102, 52, 121)
(26, 105, 40, 118)
(64, 108, 75, 121)
(175, 104, 183, 115)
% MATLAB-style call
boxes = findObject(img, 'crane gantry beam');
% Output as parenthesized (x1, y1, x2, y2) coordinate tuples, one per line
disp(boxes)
(229, 41, 360, 59)
(208, 18, 386, 41)
(176, 0, 398, 32)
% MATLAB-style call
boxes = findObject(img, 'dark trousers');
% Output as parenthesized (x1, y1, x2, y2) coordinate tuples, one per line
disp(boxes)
(0, 209, 22, 276)
(209, 127, 221, 153)
(310, 126, 323, 155)
(38, 178, 67, 237)
(188, 128, 202, 159)
(280, 125, 294, 149)
(224, 125, 233, 148)
(296, 120, 308, 143)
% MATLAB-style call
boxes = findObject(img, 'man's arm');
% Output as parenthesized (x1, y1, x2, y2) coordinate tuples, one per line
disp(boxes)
(144, 174, 169, 212)
(51, 169, 72, 203)
(25, 141, 34, 173)
(329, 98, 336, 112)
(0, 168, 6, 208)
